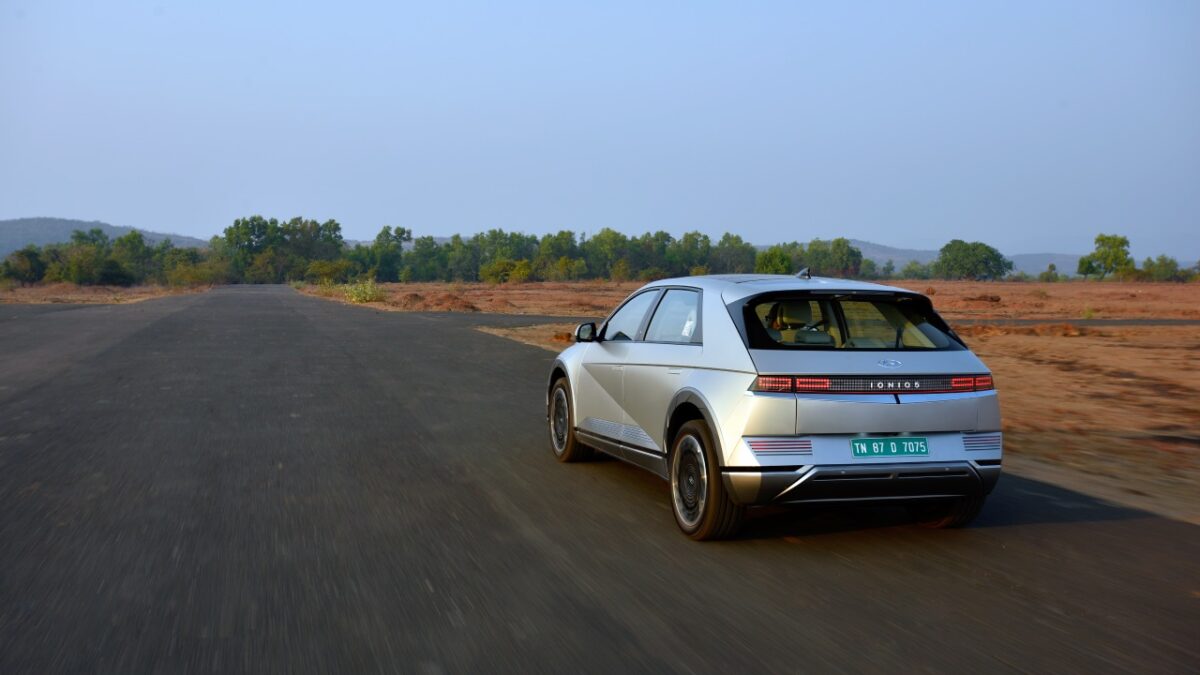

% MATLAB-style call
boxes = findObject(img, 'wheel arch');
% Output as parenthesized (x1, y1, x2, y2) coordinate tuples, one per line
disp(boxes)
(664, 388, 725, 466)
(547, 359, 569, 407)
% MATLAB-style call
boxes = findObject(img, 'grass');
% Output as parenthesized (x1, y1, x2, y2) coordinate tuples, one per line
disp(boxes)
(343, 279, 386, 303)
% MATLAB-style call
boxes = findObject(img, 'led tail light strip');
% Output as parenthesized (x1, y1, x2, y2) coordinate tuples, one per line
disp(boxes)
(752, 375, 995, 394)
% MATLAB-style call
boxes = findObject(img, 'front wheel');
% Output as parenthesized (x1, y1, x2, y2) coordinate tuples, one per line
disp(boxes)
(670, 420, 743, 540)
(549, 378, 592, 462)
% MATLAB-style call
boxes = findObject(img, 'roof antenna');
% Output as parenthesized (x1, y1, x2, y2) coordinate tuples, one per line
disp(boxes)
(796, 267, 811, 279)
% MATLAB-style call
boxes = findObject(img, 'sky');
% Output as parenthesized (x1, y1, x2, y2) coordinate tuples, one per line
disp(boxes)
(1, 1, 1197, 258)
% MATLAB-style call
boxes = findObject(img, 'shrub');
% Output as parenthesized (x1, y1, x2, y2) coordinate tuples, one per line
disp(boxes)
(96, 259, 136, 286)
(314, 279, 338, 297)
(343, 279, 386, 303)
(306, 259, 353, 283)
(508, 259, 533, 283)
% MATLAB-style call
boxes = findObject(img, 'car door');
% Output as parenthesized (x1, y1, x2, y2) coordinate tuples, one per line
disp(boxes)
(622, 288, 703, 454)
(574, 289, 661, 442)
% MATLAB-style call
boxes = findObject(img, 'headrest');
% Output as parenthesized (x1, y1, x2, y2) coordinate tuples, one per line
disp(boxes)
(778, 301, 812, 327)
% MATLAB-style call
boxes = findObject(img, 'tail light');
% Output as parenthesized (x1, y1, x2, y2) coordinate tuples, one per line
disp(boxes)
(751, 374, 996, 394)
(752, 376, 794, 392)
(794, 377, 831, 392)
(951, 377, 975, 391)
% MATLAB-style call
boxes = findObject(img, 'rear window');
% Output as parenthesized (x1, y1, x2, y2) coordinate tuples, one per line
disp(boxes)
(742, 294, 963, 351)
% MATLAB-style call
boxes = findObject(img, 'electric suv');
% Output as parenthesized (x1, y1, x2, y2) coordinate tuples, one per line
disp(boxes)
(546, 275, 1002, 540)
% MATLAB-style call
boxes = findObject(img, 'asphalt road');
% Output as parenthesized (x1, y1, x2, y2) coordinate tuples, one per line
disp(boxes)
(1, 286, 1196, 674)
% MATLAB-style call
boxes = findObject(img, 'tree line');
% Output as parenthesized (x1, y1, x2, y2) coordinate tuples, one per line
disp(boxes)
(2, 217, 1195, 286)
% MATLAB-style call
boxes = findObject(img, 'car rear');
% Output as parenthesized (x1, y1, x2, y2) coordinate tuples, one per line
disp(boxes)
(717, 283, 1001, 521)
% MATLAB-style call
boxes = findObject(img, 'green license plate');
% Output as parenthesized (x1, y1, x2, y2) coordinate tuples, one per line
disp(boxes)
(851, 437, 929, 457)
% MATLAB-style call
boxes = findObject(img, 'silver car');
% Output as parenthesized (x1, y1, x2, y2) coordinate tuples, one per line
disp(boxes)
(546, 274, 1002, 540)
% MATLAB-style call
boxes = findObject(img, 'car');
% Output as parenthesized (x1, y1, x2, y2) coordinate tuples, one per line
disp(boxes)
(546, 274, 1002, 540)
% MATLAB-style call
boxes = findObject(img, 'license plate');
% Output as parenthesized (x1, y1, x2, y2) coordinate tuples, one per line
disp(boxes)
(851, 437, 929, 457)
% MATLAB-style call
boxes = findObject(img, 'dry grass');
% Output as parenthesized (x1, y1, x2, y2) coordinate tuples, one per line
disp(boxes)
(478, 321, 1200, 523)
(889, 280, 1200, 320)
(300, 279, 1199, 321)
(967, 325, 1200, 521)
(0, 283, 207, 304)
(297, 280, 642, 315)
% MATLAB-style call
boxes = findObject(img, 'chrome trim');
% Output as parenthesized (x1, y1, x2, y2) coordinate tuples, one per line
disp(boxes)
(580, 417, 660, 452)
(576, 429, 669, 480)
(897, 390, 996, 403)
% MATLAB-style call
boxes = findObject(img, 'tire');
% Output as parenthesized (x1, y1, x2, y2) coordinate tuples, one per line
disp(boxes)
(669, 420, 744, 540)
(911, 494, 986, 528)
(549, 378, 592, 462)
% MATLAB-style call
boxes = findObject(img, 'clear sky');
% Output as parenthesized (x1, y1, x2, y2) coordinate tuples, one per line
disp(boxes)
(2, 1, 1197, 257)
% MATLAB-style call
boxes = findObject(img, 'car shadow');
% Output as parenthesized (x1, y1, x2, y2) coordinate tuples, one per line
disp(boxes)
(736, 473, 1151, 540)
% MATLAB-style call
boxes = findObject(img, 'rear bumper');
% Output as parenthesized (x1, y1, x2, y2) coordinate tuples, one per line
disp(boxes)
(722, 461, 1001, 506)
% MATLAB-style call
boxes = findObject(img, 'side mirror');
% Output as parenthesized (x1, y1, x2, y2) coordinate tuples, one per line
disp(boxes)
(574, 322, 597, 343)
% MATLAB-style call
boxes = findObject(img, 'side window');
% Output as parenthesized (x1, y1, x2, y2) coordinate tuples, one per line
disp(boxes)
(602, 291, 660, 341)
(645, 289, 701, 343)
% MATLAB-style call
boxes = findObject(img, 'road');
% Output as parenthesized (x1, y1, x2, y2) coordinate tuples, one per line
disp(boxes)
(1, 286, 1196, 673)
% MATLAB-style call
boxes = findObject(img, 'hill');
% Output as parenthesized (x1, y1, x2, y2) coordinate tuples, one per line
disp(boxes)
(847, 239, 1080, 276)
(0, 217, 208, 256)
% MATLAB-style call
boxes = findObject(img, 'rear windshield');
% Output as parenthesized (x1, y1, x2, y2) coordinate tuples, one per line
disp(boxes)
(742, 293, 963, 351)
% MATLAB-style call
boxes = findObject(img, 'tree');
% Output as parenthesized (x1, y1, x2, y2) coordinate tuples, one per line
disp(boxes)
(1076, 255, 1099, 280)
(2, 246, 47, 285)
(112, 231, 153, 282)
(365, 225, 410, 281)
(61, 244, 107, 284)
(825, 238, 864, 277)
(804, 239, 831, 274)
(858, 259, 878, 279)
(71, 228, 111, 250)
(1088, 233, 1133, 279)
(580, 228, 630, 278)
(1141, 255, 1185, 282)
(533, 230, 580, 279)
(881, 259, 895, 278)
(900, 260, 931, 279)
(245, 248, 289, 284)
(755, 245, 793, 274)
(96, 258, 135, 286)
(306, 259, 353, 283)
(628, 231, 672, 276)
(445, 234, 480, 281)
(223, 216, 282, 277)
(930, 240, 1012, 280)
(405, 236, 448, 281)
(709, 233, 757, 274)
(666, 231, 711, 276)
(1037, 263, 1060, 282)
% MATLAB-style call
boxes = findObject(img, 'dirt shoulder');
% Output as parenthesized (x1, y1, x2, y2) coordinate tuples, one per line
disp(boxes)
(478, 321, 1200, 524)
(297, 280, 640, 316)
(0, 283, 207, 304)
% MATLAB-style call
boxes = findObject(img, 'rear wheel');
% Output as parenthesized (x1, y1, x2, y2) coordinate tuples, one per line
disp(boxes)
(549, 378, 592, 462)
(670, 420, 743, 540)
(911, 494, 986, 528)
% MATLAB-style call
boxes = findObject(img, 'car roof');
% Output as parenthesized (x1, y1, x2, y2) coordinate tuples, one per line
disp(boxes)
(642, 274, 918, 302)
